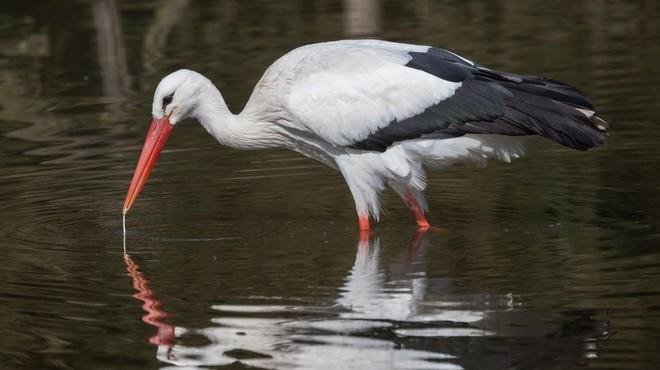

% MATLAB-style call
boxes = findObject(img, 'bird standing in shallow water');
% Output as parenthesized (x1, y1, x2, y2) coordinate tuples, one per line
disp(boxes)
(123, 39, 608, 232)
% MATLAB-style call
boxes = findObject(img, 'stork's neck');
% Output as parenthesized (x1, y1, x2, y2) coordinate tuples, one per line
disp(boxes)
(194, 82, 285, 150)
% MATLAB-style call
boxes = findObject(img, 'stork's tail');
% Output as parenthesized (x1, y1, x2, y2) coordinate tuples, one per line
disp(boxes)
(478, 68, 609, 150)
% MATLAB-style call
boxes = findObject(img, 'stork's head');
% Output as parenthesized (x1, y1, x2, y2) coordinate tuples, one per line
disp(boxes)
(123, 69, 209, 215)
(152, 69, 209, 125)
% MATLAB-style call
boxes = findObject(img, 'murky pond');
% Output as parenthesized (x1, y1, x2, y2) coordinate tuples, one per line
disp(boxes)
(2, 1, 660, 369)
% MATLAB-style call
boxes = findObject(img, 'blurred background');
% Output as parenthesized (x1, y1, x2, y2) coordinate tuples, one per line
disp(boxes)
(1, 1, 659, 369)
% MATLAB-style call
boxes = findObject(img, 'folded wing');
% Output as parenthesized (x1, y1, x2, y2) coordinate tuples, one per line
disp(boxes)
(280, 41, 608, 152)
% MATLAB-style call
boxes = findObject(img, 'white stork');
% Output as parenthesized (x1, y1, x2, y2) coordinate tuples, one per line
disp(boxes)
(123, 39, 608, 231)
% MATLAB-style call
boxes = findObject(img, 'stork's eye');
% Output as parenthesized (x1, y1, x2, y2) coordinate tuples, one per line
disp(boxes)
(162, 93, 174, 110)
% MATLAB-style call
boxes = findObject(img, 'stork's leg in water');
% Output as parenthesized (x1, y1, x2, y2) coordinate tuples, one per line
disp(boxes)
(389, 182, 431, 229)
(404, 191, 450, 233)
(358, 215, 371, 244)
(336, 156, 381, 234)
(405, 189, 431, 229)
(358, 215, 370, 231)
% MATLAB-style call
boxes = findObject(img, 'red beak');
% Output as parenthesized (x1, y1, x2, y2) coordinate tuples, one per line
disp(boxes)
(123, 116, 174, 214)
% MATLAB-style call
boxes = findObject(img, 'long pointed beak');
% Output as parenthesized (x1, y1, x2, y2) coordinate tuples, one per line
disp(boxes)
(123, 116, 174, 215)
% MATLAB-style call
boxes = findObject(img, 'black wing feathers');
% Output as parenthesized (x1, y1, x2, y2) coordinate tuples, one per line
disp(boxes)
(349, 48, 608, 152)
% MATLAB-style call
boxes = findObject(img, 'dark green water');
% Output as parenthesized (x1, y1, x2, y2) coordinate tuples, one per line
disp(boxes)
(1, 1, 660, 369)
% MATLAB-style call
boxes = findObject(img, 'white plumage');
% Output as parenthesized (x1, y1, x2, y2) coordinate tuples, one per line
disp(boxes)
(282, 43, 462, 146)
(124, 39, 607, 230)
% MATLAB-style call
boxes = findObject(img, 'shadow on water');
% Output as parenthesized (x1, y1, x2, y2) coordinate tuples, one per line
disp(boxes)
(124, 230, 608, 370)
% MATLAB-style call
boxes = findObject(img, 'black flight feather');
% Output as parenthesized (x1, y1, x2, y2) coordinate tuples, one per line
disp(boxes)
(348, 48, 608, 152)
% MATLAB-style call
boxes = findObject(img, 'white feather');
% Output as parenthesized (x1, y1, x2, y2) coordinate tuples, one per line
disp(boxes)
(575, 107, 595, 118)
(333, 134, 526, 219)
(245, 40, 461, 147)
(403, 134, 527, 168)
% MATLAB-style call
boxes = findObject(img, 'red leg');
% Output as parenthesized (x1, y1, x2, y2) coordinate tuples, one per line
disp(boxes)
(358, 214, 370, 242)
(405, 189, 431, 229)
(358, 214, 370, 231)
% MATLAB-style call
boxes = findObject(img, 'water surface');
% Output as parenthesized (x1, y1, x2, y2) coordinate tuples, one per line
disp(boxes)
(1, 1, 660, 369)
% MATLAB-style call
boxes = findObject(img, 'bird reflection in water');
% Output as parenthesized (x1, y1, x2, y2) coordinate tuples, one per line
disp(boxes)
(121, 231, 460, 368)
(122, 230, 603, 369)
(123, 252, 177, 361)
(338, 229, 463, 323)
